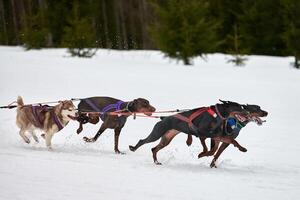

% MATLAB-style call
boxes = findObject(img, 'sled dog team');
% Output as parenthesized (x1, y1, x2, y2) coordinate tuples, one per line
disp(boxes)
(15, 96, 267, 168)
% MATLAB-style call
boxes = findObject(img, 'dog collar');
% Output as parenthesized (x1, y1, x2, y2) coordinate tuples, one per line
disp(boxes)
(214, 104, 225, 120)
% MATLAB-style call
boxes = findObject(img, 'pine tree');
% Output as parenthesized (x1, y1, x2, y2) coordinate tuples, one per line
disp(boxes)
(21, 3, 49, 49)
(226, 23, 248, 66)
(62, 1, 97, 57)
(281, 0, 300, 68)
(149, 0, 219, 65)
(239, 0, 285, 56)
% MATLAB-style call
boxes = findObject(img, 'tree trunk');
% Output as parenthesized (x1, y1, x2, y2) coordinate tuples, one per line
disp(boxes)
(114, 0, 122, 49)
(295, 55, 299, 69)
(0, 0, 8, 44)
(119, 0, 128, 49)
(100, 0, 109, 48)
(183, 56, 191, 65)
(10, 0, 19, 44)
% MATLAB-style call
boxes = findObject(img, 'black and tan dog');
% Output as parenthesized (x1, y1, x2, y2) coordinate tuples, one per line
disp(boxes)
(129, 100, 248, 164)
(196, 104, 268, 168)
(76, 96, 156, 154)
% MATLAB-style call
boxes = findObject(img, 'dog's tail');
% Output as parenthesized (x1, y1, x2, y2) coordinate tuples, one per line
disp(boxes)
(17, 96, 24, 108)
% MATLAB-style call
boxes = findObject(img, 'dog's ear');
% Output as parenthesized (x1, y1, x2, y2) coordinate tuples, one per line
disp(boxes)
(219, 99, 227, 104)
(57, 101, 64, 111)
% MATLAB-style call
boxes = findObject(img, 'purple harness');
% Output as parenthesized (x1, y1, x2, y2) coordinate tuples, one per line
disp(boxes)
(84, 99, 124, 120)
(32, 105, 64, 131)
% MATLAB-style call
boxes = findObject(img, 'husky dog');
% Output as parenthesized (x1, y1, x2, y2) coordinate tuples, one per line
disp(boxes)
(16, 96, 76, 149)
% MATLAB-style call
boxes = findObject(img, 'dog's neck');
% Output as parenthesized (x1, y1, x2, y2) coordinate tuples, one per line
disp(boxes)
(214, 104, 228, 119)
(54, 106, 69, 126)
(124, 101, 135, 113)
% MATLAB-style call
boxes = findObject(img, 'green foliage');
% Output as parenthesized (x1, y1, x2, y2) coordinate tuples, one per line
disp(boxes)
(226, 24, 248, 66)
(21, 10, 49, 49)
(149, 0, 219, 65)
(62, 2, 97, 57)
(281, 0, 300, 68)
(239, 0, 286, 56)
(1, 0, 300, 66)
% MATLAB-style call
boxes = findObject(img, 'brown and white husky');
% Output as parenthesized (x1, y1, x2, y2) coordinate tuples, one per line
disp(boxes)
(16, 96, 77, 149)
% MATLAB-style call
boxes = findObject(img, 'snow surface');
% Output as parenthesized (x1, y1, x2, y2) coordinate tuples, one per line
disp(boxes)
(0, 46, 299, 200)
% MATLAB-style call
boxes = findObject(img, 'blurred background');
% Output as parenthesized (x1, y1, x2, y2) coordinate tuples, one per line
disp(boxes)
(0, 0, 299, 67)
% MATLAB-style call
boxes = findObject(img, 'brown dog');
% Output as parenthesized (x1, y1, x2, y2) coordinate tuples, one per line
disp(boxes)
(16, 96, 77, 149)
(76, 96, 156, 154)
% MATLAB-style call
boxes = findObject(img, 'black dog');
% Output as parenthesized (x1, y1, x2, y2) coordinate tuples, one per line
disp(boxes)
(129, 100, 248, 164)
(201, 104, 268, 168)
(76, 96, 156, 154)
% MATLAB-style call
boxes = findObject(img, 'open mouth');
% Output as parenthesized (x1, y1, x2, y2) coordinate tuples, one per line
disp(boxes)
(233, 113, 248, 122)
(249, 115, 266, 126)
(67, 115, 78, 120)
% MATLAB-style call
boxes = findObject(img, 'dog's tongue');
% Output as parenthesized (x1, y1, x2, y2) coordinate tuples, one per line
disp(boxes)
(68, 115, 78, 120)
(251, 116, 265, 125)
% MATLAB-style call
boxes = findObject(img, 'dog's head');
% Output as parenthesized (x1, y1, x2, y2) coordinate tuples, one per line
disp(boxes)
(219, 100, 249, 122)
(129, 98, 156, 116)
(58, 100, 77, 120)
(242, 104, 268, 125)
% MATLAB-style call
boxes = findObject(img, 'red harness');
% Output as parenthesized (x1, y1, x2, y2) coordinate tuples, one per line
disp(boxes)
(174, 107, 218, 129)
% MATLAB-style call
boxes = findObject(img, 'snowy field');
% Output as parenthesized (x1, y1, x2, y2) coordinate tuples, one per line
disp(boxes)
(0, 46, 299, 200)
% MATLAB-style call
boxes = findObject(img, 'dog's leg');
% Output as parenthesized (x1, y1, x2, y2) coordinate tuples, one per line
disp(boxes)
(151, 130, 179, 165)
(186, 134, 193, 146)
(83, 124, 106, 143)
(210, 142, 230, 168)
(129, 121, 169, 152)
(216, 137, 247, 152)
(45, 132, 54, 149)
(210, 139, 216, 151)
(198, 137, 208, 158)
(198, 139, 220, 158)
(19, 128, 30, 144)
(77, 122, 84, 134)
(30, 128, 39, 143)
(76, 113, 89, 134)
(114, 127, 124, 154)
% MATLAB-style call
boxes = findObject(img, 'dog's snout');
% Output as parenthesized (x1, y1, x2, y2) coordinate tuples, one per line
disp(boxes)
(151, 106, 156, 112)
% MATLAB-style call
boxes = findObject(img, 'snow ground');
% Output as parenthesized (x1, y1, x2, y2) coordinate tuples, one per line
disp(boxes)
(0, 46, 299, 200)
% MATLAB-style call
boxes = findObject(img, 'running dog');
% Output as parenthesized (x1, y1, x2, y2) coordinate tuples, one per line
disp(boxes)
(129, 100, 248, 165)
(76, 96, 156, 154)
(16, 96, 77, 149)
(201, 104, 268, 168)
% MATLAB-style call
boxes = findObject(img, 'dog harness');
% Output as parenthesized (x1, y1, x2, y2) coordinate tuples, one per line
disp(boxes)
(224, 117, 245, 136)
(174, 107, 220, 132)
(31, 105, 64, 131)
(84, 98, 124, 120)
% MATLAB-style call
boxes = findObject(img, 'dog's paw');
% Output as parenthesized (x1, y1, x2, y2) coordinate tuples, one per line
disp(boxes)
(115, 150, 126, 155)
(24, 139, 30, 144)
(210, 162, 217, 168)
(129, 145, 136, 152)
(210, 159, 217, 168)
(76, 128, 83, 134)
(33, 137, 39, 143)
(239, 147, 247, 152)
(154, 160, 162, 165)
(186, 139, 192, 146)
(83, 137, 95, 143)
(198, 151, 207, 158)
